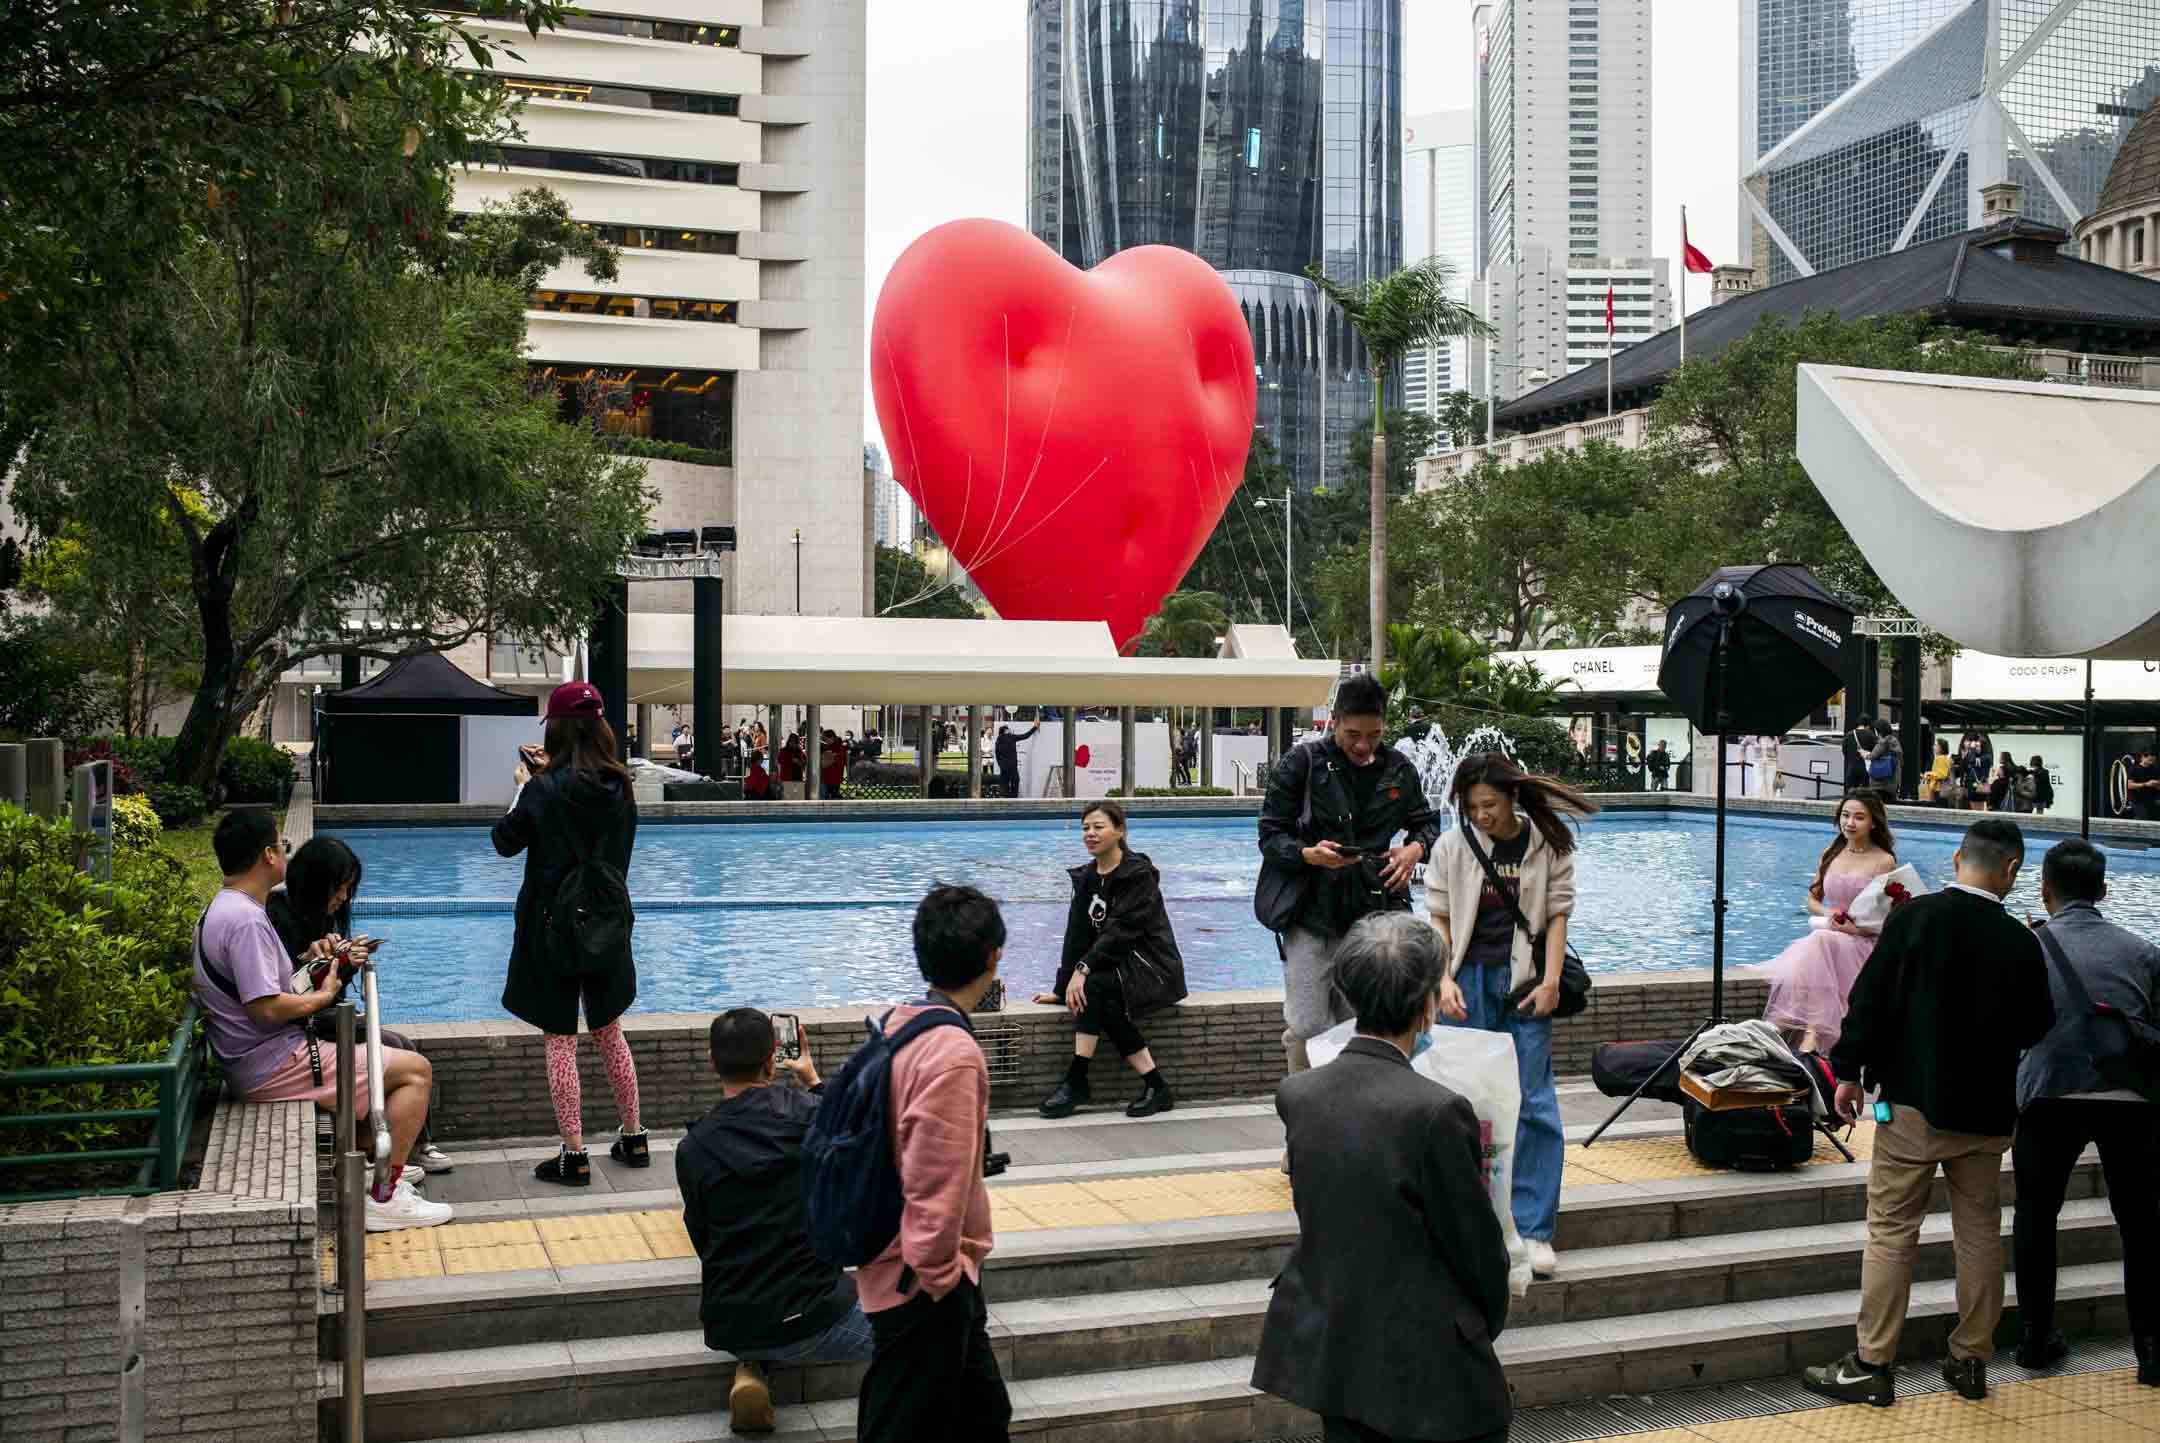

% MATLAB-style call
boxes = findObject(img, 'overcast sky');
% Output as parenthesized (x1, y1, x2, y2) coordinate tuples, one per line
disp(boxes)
(861, 1, 1743, 446)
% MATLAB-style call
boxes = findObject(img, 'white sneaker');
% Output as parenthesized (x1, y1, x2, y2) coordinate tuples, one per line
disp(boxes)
(1528, 1240, 1559, 1278)
(413, 1143, 455, 1173)
(365, 1184, 454, 1232)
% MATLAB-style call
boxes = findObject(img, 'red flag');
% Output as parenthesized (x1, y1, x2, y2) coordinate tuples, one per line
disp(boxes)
(1605, 284, 1614, 335)
(1682, 207, 1713, 274)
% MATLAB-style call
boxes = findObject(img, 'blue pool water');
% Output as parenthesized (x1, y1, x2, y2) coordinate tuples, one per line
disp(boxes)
(343, 813, 2160, 1023)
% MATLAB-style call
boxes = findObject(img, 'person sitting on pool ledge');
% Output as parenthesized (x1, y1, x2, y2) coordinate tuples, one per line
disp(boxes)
(1033, 800, 1188, 1120)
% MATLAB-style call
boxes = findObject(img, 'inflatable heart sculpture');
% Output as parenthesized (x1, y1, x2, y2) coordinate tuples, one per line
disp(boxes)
(871, 220, 1257, 651)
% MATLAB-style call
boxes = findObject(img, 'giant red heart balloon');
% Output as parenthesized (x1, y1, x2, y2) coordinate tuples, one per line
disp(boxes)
(871, 220, 1256, 651)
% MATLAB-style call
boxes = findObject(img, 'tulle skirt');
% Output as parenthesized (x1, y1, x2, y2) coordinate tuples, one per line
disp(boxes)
(1760, 926, 1876, 1055)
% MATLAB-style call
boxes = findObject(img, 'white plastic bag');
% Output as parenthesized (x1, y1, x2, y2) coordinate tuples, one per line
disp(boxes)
(1307, 1020, 1533, 1297)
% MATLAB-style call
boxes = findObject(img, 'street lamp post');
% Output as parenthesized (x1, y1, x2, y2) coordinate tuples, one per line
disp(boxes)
(1253, 487, 1293, 628)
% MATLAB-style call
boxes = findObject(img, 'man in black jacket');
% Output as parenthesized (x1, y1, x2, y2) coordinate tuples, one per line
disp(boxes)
(1256, 673, 1440, 1076)
(1804, 818, 2055, 1409)
(1252, 911, 1512, 1442)
(676, 1009, 870, 1433)
(994, 721, 1040, 798)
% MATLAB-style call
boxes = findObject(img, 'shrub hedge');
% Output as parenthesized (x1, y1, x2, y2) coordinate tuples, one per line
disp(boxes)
(0, 804, 200, 1159)
(111, 794, 162, 852)
(145, 781, 207, 827)
(218, 737, 296, 804)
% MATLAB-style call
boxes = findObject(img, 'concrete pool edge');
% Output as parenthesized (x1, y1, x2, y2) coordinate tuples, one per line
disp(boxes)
(315, 789, 2160, 846)
(392, 974, 1770, 1142)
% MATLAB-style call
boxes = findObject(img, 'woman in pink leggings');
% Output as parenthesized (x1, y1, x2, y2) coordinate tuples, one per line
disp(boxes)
(494, 682, 646, 1186)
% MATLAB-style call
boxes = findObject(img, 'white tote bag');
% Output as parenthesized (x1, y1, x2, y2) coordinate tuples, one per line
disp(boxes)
(1307, 1020, 1533, 1297)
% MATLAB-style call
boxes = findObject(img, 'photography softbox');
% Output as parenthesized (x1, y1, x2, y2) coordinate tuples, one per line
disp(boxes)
(1587, 562, 1856, 1158)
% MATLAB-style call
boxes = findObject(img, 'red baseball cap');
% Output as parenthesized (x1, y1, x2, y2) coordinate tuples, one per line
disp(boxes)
(545, 682, 606, 720)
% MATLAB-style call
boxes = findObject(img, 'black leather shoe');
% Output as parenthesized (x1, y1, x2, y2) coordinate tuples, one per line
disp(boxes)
(1037, 1080, 1089, 1119)
(609, 1130, 651, 1168)
(1126, 1079, 1175, 1118)
(2136, 1334, 2158, 1386)
(533, 1147, 591, 1187)
(1802, 1353, 1894, 1408)
(1941, 1354, 1987, 1400)
(2015, 1330, 2069, 1371)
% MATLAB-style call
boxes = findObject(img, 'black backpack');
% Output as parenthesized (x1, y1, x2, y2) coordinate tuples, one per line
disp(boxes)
(543, 809, 634, 978)
(801, 1007, 971, 1267)
(1683, 1097, 1815, 1171)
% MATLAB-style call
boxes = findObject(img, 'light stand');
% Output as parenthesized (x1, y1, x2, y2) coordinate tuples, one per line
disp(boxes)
(1582, 584, 1853, 1161)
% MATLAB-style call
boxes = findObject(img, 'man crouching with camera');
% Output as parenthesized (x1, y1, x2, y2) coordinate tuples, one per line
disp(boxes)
(676, 1009, 870, 1433)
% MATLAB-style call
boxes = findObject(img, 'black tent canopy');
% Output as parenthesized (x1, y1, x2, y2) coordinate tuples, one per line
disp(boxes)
(317, 652, 538, 804)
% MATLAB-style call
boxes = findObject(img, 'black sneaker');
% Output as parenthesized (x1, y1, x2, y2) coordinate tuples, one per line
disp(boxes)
(534, 1146, 590, 1187)
(1037, 1079, 1089, 1119)
(1126, 1078, 1174, 1118)
(1802, 1353, 1894, 1408)
(2136, 1334, 2158, 1386)
(2015, 1330, 2069, 1371)
(608, 1131, 651, 1168)
(1941, 1354, 1987, 1400)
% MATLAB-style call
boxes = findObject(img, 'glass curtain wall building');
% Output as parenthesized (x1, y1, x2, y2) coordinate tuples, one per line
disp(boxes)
(1741, 0, 2160, 286)
(1027, 0, 1403, 492)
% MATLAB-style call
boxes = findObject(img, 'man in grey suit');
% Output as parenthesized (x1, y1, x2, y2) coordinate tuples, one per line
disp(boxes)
(1252, 912, 1513, 1443)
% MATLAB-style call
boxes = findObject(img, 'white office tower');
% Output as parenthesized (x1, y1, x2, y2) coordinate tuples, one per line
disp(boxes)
(449, 0, 870, 620)
(1740, 0, 2160, 286)
(1472, 0, 1671, 402)
(1403, 110, 1477, 445)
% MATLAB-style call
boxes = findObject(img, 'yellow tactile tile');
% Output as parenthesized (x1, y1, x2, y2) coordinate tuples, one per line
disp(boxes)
(1797, 1404, 1928, 1442)
(2027, 1368, 2154, 1407)
(1975, 1382, 2090, 1421)
(442, 1243, 548, 1275)
(2102, 1401, 2160, 1429)
(1691, 1416, 1832, 1443)
(2015, 1418, 2160, 1443)
(989, 1208, 1047, 1232)
(1079, 1176, 1189, 1203)
(359, 1247, 447, 1280)
(635, 1216, 696, 1259)
(436, 1219, 542, 1249)
(1018, 1199, 1128, 1229)
(544, 1233, 656, 1267)
(1582, 1431, 1710, 1443)
(534, 1210, 651, 1243)
(1113, 1196, 1217, 1223)
(364, 1227, 442, 1255)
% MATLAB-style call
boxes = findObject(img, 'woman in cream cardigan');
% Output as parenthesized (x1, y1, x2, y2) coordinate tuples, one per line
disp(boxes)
(1428, 752, 1598, 1280)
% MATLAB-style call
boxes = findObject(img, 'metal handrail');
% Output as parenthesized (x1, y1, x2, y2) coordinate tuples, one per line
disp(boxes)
(360, 968, 390, 1166)
(332, 1001, 367, 1439)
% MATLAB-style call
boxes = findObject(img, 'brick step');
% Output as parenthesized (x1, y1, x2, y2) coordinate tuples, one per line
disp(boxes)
(327, 1148, 2106, 1360)
(319, 1202, 2126, 1442)
(349, 1262, 2133, 1443)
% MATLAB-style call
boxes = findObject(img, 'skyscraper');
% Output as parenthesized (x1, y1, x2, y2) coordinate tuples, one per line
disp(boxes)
(1741, 0, 2160, 286)
(1473, 0, 1672, 405)
(1403, 110, 1476, 444)
(1026, 1, 1403, 492)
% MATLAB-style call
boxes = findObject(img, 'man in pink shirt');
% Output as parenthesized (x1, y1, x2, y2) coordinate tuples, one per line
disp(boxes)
(854, 884, 1011, 1442)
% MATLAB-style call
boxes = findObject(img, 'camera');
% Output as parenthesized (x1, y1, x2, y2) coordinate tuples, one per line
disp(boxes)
(773, 1012, 803, 1061)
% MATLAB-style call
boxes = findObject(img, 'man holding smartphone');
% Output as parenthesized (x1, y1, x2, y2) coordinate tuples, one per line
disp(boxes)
(676, 1008, 869, 1433)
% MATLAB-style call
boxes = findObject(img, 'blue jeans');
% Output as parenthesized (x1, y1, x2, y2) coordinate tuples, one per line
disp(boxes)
(732, 1300, 874, 1365)
(1442, 961, 1565, 1243)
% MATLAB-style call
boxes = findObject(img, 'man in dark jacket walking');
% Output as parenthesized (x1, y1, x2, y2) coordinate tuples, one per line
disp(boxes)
(676, 1008, 870, 1433)
(2011, 839, 2160, 1384)
(993, 722, 1039, 798)
(1804, 818, 2055, 1409)
(1256, 673, 1440, 1077)
(1253, 911, 1512, 1443)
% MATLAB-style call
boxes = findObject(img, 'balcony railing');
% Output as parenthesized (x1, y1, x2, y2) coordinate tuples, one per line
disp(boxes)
(1415, 348, 2160, 490)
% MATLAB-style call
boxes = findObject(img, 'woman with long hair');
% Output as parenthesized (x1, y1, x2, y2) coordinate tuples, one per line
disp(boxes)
(1760, 792, 1898, 1055)
(493, 682, 645, 1187)
(268, 836, 456, 1174)
(1427, 752, 1598, 1280)
(1032, 801, 1188, 1120)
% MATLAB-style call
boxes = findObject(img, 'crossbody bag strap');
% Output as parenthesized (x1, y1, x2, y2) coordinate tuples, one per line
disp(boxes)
(1460, 821, 1544, 944)
(2034, 923, 2101, 1014)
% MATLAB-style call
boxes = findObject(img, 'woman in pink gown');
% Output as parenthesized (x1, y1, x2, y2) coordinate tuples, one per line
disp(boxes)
(1762, 792, 1898, 1055)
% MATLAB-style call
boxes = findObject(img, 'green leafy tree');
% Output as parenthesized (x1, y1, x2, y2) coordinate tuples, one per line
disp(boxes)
(874, 546, 980, 620)
(1345, 409, 1447, 496)
(1459, 656, 1569, 716)
(1306, 258, 1493, 673)
(7, 78, 650, 791)
(1435, 390, 1489, 449)
(1376, 623, 1487, 708)
(1306, 491, 1451, 663)
(1139, 591, 1229, 658)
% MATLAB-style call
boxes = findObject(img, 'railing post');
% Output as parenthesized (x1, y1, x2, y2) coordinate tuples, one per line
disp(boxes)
(334, 1002, 366, 1442)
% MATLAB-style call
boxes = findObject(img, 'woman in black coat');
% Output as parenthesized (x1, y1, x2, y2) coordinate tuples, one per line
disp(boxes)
(1033, 800, 1188, 1120)
(492, 682, 645, 1187)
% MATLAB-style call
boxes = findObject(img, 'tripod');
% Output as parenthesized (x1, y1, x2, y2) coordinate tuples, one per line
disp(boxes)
(1582, 591, 1854, 1162)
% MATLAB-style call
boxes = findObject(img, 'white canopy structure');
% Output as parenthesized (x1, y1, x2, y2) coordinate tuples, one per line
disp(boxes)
(623, 613, 1340, 707)
(1796, 364, 2160, 660)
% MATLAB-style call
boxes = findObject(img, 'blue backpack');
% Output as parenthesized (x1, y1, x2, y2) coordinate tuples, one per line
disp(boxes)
(800, 1007, 970, 1267)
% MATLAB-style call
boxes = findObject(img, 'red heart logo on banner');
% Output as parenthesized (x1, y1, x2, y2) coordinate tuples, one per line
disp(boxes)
(1074, 743, 1091, 769)
(871, 220, 1257, 651)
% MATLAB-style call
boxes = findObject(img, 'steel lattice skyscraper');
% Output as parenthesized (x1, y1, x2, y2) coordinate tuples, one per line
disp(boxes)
(1740, 0, 2160, 286)
(1027, 0, 1403, 493)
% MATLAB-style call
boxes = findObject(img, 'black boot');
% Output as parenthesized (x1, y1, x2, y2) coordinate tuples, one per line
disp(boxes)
(2137, 1334, 2158, 1387)
(534, 1146, 591, 1187)
(1940, 1354, 1987, 1400)
(2014, 1329, 2068, 1371)
(1038, 1077, 1090, 1119)
(1126, 1071, 1174, 1118)
(608, 1130, 651, 1168)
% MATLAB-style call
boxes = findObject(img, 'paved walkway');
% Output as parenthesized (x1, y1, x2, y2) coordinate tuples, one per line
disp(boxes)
(327, 1086, 1885, 1281)
(1588, 1370, 2159, 1442)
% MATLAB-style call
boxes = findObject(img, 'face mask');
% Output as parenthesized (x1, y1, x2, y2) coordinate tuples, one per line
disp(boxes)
(1410, 1028, 1434, 1061)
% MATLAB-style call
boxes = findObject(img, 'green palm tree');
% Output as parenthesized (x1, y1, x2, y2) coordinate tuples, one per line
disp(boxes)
(1141, 590, 1230, 659)
(1306, 258, 1493, 675)
(1377, 622, 1487, 707)
(1460, 656, 1570, 717)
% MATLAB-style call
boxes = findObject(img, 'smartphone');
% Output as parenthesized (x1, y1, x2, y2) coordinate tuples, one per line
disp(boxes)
(1872, 1100, 1894, 1124)
(517, 744, 545, 773)
(773, 1013, 803, 1061)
